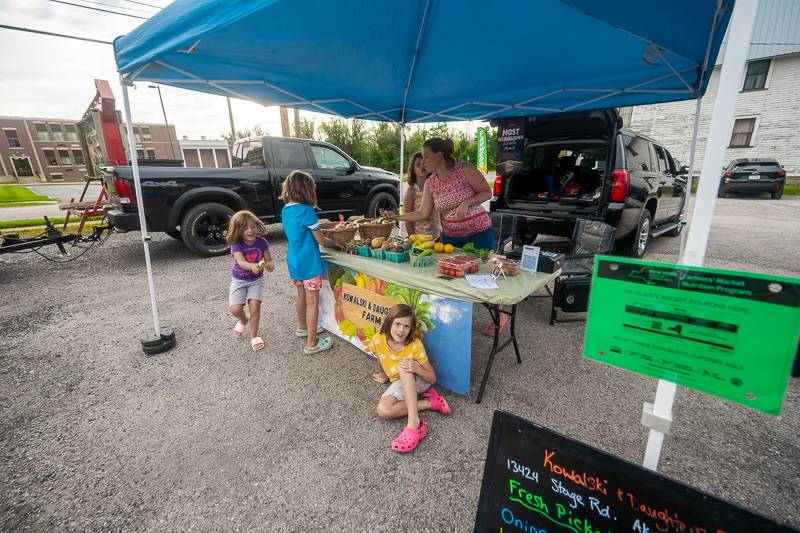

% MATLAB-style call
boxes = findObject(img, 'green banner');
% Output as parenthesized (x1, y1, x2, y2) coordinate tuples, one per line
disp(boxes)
(476, 127, 488, 173)
(583, 256, 800, 415)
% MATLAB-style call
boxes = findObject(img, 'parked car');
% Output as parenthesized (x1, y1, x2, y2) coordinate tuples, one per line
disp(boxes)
(103, 136, 399, 256)
(718, 158, 786, 199)
(490, 109, 686, 258)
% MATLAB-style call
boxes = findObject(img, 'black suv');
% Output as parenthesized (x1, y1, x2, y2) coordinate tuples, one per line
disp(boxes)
(718, 158, 786, 199)
(490, 109, 686, 258)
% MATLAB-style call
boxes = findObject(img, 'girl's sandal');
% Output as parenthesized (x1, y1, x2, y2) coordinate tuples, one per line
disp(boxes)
(251, 337, 265, 351)
(482, 313, 509, 337)
(303, 336, 333, 355)
(295, 325, 325, 338)
(233, 321, 246, 337)
(422, 388, 451, 416)
(391, 420, 427, 453)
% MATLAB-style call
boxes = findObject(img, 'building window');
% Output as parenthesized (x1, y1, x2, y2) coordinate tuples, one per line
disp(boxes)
(51, 123, 64, 141)
(742, 59, 770, 91)
(146, 148, 157, 159)
(141, 126, 151, 141)
(73, 149, 85, 166)
(50, 173, 63, 181)
(64, 124, 79, 141)
(4, 128, 21, 148)
(136, 149, 145, 159)
(133, 126, 141, 142)
(58, 149, 71, 166)
(729, 118, 756, 147)
(43, 149, 59, 166)
(35, 123, 49, 141)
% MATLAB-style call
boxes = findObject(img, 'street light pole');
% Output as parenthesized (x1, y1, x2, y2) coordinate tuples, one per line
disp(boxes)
(148, 84, 177, 159)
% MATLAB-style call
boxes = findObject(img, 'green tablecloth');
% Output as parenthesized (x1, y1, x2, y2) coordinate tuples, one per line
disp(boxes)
(321, 249, 560, 305)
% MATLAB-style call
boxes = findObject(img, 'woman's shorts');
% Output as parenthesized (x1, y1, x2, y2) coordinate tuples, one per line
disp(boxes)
(441, 227, 497, 251)
(292, 275, 322, 291)
(381, 376, 432, 402)
(229, 278, 264, 306)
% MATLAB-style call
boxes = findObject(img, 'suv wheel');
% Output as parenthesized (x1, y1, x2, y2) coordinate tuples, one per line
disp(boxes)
(180, 202, 234, 256)
(771, 186, 784, 200)
(367, 192, 397, 218)
(620, 210, 652, 258)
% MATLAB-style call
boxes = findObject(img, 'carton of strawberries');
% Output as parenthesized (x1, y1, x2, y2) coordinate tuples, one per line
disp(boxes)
(438, 255, 480, 278)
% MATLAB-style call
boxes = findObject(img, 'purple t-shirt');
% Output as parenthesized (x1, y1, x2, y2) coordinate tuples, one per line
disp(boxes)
(231, 236, 269, 281)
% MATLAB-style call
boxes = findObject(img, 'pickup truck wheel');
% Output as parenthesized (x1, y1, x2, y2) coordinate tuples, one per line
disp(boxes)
(367, 192, 397, 218)
(166, 230, 182, 240)
(180, 202, 234, 256)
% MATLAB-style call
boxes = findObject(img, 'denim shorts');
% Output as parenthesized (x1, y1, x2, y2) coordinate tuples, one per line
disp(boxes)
(229, 277, 264, 306)
(441, 227, 497, 251)
(381, 376, 432, 402)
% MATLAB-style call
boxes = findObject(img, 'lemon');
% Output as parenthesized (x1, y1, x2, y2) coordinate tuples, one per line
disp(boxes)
(444, 244, 455, 254)
(434, 242, 444, 253)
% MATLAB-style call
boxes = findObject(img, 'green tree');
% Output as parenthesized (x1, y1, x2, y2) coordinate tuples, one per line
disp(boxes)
(221, 125, 267, 142)
(298, 119, 317, 140)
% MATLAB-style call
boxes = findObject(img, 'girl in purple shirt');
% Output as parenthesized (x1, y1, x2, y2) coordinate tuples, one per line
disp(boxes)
(227, 210, 274, 351)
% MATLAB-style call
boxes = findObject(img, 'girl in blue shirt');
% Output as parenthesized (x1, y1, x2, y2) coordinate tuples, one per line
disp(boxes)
(280, 171, 341, 354)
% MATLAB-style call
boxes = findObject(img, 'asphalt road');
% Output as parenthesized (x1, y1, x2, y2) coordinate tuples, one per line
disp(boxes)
(0, 195, 798, 531)
(0, 184, 103, 222)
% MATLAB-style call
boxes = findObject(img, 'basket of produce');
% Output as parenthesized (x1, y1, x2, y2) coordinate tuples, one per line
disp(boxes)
(344, 239, 359, 255)
(487, 256, 520, 276)
(409, 247, 434, 267)
(357, 217, 395, 241)
(357, 244, 372, 257)
(438, 255, 480, 277)
(462, 242, 492, 262)
(320, 220, 358, 247)
(368, 236, 390, 259)
(384, 249, 410, 263)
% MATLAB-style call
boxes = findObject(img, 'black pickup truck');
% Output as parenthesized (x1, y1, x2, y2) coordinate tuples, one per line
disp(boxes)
(104, 136, 399, 255)
(490, 109, 686, 257)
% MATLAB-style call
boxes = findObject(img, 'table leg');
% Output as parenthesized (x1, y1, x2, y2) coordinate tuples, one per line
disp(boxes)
(476, 304, 520, 404)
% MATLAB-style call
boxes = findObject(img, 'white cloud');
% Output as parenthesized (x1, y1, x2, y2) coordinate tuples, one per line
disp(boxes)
(428, 296, 466, 326)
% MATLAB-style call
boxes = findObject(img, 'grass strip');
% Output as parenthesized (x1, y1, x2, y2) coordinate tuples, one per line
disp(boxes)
(0, 185, 52, 203)
(0, 216, 104, 230)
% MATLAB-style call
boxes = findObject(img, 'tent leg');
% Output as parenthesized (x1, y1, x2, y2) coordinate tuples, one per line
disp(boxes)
(121, 81, 166, 346)
(641, 0, 759, 472)
(679, 96, 703, 256)
(399, 123, 405, 214)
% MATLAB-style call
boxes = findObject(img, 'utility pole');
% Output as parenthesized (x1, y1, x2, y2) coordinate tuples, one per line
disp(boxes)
(226, 97, 236, 147)
(279, 107, 290, 137)
(293, 108, 301, 137)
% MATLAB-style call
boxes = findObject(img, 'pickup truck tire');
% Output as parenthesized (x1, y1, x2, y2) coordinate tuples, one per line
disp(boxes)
(366, 192, 397, 218)
(165, 230, 182, 240)
(180, 202, 234, 256)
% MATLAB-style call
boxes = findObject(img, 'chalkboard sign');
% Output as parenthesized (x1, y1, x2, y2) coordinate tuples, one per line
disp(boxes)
(474, 411, 797, 533)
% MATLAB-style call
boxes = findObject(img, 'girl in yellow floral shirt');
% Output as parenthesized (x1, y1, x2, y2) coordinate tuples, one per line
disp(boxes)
(366, 304, 451, 453)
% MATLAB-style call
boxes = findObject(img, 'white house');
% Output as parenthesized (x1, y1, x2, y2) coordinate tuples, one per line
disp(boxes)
(623, 0, 800, 177)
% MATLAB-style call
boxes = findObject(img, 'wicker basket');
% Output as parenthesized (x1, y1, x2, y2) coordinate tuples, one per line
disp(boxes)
(320, 221, 358, 247)
(357, 219, 394, 241)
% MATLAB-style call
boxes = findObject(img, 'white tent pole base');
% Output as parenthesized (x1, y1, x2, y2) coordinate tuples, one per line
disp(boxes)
(121, 80, 163, 340)
(640, 0, 760, 472)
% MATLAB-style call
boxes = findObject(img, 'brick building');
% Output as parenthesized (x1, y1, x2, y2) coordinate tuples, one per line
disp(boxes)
(0, 116, 179, 183)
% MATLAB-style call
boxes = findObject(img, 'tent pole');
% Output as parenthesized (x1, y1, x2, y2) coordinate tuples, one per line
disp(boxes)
(121, 80, 162, 337)
(641, 0, 759, 472)
(679, 96, 703, 256)
(399, 123, 405, 215)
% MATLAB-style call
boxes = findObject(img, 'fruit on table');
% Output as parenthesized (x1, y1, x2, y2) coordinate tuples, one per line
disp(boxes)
(371, 237, 386, 249)
(433, 242, 444, 253)
(443, 244, 454, 254)
(408, 234, 418, 242)
(417, 234, 434, 242)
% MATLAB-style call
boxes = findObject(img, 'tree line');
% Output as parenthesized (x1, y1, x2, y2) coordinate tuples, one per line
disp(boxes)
(223, 118, 497, 176)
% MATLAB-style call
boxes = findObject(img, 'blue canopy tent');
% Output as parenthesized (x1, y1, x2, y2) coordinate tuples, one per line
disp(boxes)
(113, 0, 760, 471)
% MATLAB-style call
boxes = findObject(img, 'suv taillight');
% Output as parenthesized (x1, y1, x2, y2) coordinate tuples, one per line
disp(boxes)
(777, 169, 786, 177)
(493, 174, 503, 197)
(115, 174, 137, 205)
(724, 171, 735, 178)
(609, 169, 628, 202)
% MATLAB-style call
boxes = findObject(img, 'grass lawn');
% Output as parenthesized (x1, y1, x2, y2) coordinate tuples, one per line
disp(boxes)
(1, 221, 105, 240)
(0, 201, 58, 208)
(0, 185, 52, 203)
(0, 216, 104, 230)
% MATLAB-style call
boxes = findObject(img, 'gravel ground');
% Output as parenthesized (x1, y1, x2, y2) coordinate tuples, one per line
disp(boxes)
(1, 195, 798, 531)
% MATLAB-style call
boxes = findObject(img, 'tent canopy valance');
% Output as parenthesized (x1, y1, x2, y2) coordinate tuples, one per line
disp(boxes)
(114, 0, 733, 123)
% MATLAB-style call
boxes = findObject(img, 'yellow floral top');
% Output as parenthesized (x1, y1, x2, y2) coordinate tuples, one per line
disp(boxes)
(366, 333, 429, 383)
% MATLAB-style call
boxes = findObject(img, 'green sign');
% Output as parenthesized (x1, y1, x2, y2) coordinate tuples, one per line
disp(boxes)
(476, 127, 488, 173)
(584, 256, 800, 415)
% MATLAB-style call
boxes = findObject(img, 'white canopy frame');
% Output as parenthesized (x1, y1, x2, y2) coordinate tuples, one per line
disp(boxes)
(118, 0, 755, 474)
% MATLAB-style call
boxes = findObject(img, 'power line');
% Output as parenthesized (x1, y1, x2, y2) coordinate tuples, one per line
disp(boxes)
(0, 23, 112, 45)
(69, 0, 157, 15)
(118, 0, 164, 9)
(46, 0, 147, 19)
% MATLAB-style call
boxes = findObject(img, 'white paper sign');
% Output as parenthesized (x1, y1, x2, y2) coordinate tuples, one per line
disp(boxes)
(465, 274, 499, 290)
(520, 245, 540, 272)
